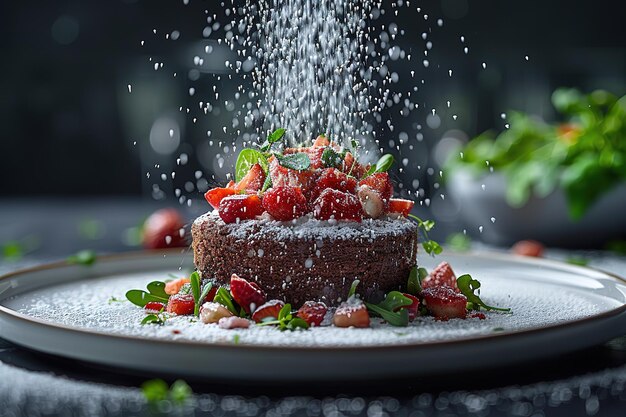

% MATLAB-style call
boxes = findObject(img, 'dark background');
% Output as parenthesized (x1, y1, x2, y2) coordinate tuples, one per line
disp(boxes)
(1, 0, 624, 199)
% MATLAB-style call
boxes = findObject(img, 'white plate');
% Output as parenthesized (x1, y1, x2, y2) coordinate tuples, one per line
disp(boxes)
(1, 250, 625, 381)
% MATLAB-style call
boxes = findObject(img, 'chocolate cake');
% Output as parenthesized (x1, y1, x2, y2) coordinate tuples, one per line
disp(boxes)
(192, 211, 418, 305)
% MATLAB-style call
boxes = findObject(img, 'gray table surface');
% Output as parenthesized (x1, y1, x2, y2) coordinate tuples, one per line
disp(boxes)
(1, 198, 626, 417)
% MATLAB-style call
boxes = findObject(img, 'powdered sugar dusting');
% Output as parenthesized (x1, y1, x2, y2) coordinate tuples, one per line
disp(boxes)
(5, 267, 621, 348)
(195, 210, 417, 241)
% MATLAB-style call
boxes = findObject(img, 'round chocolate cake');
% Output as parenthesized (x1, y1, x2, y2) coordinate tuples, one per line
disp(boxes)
(192, 211, 418, 306)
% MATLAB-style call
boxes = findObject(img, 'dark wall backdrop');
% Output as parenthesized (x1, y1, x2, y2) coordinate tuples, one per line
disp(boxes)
(1, 0, 625, 197)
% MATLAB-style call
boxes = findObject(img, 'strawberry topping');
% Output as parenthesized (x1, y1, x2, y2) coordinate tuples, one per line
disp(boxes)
(230, 274, 267, 314)
(166, 293, 195, 315)
(312, 135, 330, 147)
(421, 262, 459, 292)
(359, 172, 393, 205)
(234, 163, 266, 193)
(311, 168, 357, 201)
(297, 301, 328, 327)
(388, 198, 415, 217)
(262, 186, 308, 221)
(422, 286, 467, 319)
(268, 156, 316, 193)
(251, 300, 285, 323)
(205, 187, 238, 210)
(144, 301, 165, 313)
(218, 194, 264, 224)
(313, 188, 363, 221)
(398, 293, 420, 321)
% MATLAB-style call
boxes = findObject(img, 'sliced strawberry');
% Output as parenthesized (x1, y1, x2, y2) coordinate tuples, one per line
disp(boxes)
(142, 208, 187, 249)
(262, 186, 308, 221)
(297, 301, 328, 327)
(230, 274, 267, 314)
(340, 152, 367, 179)
(166, 293, 195, 315)
(313, 188, 363, 222)
(202, 284, 218, 304)
(225, 180, 236, 188)
(313, 135, 330, 147)
(359, 173, 393, 205)
(311, 168, 357, 201)
(397, 293, 420, 321)
(205, 187, 238, 210)
(234, 163, 266, 192)
(144, 301, 166, 313)
(511, 240, 544, 257)
(333, 300, 370, 328)
(268, 156, 316, 193)
(388, 198, 415, 217)
(251, 300, 285, 323)
(357, 185, 385, 219)
(421, 262, 459, 292)
(218, 194, 264, 224)
(422, 286, 467, 319)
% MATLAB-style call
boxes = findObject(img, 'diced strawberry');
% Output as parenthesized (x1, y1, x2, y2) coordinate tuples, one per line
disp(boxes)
(297, 301, 328, 327)
(166, 293, 195, 315)
(340, 152, 367, 179)
(218, 194, 264, 224)
(205, 187, 238, 210)
(421, 262, 459, 292)
(313, 135, 330, 147)
(311, 168, 357, 201)
(144, 301, 165, 312)
(388, 198, 415, 217)
(313, 189, 363, 222)
(251, 300, 285, 323)
(218, 316, 252, 329)
(397, 293, 420, 321)
(202, 284, 218, 304)
(262, 186, 308, 221)
(357, 185, 385, 219)
(234, 163, 266, 193)
(268, 156, 316, 193)
(226, 180, 236, 188)
(230, 274, 267, 314)
(511, 240, 544, 257)
(422, 286, 467, 319)
(142, 208, 187, 249)
(333, 300, 370, 328)
(359, 173, 393, 205)
(165, 277, 191, 295)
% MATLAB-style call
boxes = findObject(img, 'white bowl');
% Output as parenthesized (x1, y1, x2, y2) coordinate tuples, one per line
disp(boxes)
(447, 169, 626, 247)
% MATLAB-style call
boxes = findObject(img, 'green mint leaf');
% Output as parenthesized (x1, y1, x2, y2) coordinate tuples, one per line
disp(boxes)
(348, 279, 360, 299)
(126, 290, 168, 307)
(267, 128, 286, 144)
(213, 287, 238, 315)
(407, 267, 421, 295)
(260, 174, 273, 193)
(375, 154, 394, 172)
(169, 380, 192, 404)
(365, 302, 409, 327)
(457, 274, 511, 312)
(141, 314, 165, 325)
(321, 147, 345, 168)
(422, 220, 435, 232)
(66, 249, 96, 266)
(146, 281, 169, 299)
(286, 317, 309, 331)
(378, 291, 413, 312)
(275, 153, 311, 171)
(235, 148, 269, 182)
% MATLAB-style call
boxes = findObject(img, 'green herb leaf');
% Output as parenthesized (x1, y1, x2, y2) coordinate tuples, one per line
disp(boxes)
(126, 280, 171, 307)
(365, 302, 410, 327)
(235, 148, 269, 182)
(457, 274, 511, 312)
(321, 147, 345, 168)
(365, 154, 394, 177)
(213, 287, 238, 315)
(190, 272, 200, 304)
(169, 380, 192, 404)
(146, 281, 169, 299)
(141, 314, 166, 325)
(422, 240, 443, 255)
(348, 279, 360, 299)
(275, 152, 311, 171)
(268, 128, 286, 144)
(195, 282, 213, 317)
(407, 267, 421, 295)
(378, 291, 413, 311)
(260, 174, 273, 193)
(141, 379, 169, 403)
(257, 303, 309, 331)
(66, 249, 97, 266)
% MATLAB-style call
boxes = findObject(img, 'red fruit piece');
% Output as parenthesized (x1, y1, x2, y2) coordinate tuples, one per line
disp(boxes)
(388, 198, 415, 217)
(422, 286, 467, 319)
(359, 173, 393, 205)
(340, 152, 367, 179)
(166, 293, 195, 315)
(252, 300, 285, 323)
(230, 274, 267, 314)
(313, 188, 363, 222)
(218, 194, 264, 224)
(142, 208, 187, 249)
(397, 293, 420, 321)
(204, 187, 238, 210)
(262, 186, 308, 221)
(268, 157, 316, 193)
(144, 301, 165, 312)
(511, 240, 544, 257)
(234, 163, 266, 193)
(313, 135, 330, 147)
(311, 168, 357, 201)
(333, 300, 370, 328)
(297, 301, 328, 327)
(421, 262, 459, 292)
